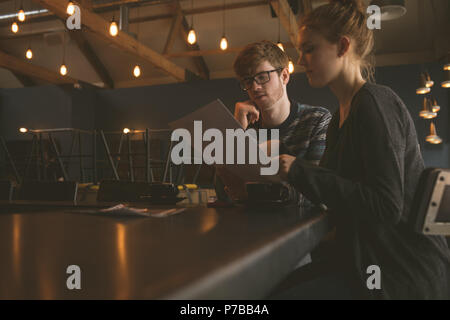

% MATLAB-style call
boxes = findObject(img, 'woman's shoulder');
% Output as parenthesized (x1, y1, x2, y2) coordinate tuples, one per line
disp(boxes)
(355, 82, 405, 108)
(353, 82, 407, 119)
(351, 82, 413, 139)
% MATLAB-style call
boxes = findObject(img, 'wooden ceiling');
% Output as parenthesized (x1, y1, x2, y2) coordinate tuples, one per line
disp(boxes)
(0, 0, 449, 89)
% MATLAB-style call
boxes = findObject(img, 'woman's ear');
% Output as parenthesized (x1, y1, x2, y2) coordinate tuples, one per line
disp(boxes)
(338, 36, 351, 57)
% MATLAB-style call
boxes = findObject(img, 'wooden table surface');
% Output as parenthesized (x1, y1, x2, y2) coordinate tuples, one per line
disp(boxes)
(0, 201, 329, 299)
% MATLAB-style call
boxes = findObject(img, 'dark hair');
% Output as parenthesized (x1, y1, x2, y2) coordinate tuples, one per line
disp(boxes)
(233, 40, 289, 79)
(299, 0, 375, 82)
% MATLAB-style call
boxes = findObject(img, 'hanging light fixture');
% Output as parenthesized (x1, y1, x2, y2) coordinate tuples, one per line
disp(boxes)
(187, 0, 197, 45)
(67, 1, 75, 15)
(60, 64, 68, 76)
(276, 13, 284, 51)
(25, 47, 33, 60)
(18, 2, 25, 22)
(288, 60, 294, 74)
(424, 72, 434, 88)
(60, 31, 68, 76)
(442, 70, 450, 88)
(419, 97, 437, 119)
(416, 72, 431, 94)
(25, 15, 33, 60)
(123, 128, 131, 134)
(187, 29, 196, 45)
(19, 127, 28, 133)
(219, 0, 228, 50)
(11, 21, 19, 33)
(133, 65, 141, 78)
(430, 97, 440, 113)
(188, 29, 197, 45)
(109, 15, 119, 37)
(426, 122, 442, 144)
(220, 36, 228, 51)
(443, 53, 450, 71)
(132, 6, 142, 78)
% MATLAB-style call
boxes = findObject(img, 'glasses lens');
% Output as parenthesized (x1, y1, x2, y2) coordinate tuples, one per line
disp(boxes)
(255, 72, 270, 84)
(241, 78, 253, 90)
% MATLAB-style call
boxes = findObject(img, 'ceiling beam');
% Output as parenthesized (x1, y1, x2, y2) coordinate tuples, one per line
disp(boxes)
(269, 0, 300, 56)
(175, 1, 209, 80)
(0, 0, 268, 28)
(0, 44, 37, 86)
(0, 48, 79, 85)
(79, 0, 93, 10)
(31, 0, 192, 81)
(131, 0, 268, 24)
(11, 71, 37, 87)
(165, 42, 294, 58)
(163, 5, 183, 54)
(163, 1, 209, 79)
(116, 75, 176, 88)
(69, 29, 115, 88)
(67, 0, 115, 88)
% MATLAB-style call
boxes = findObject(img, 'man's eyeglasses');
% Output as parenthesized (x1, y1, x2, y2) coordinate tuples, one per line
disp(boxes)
(240, 68, 283, 91)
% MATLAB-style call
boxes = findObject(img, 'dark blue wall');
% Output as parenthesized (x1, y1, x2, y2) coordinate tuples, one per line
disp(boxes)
(1, 62, 449, 169)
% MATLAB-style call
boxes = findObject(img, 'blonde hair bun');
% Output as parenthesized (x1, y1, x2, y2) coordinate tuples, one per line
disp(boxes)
(329, 0, 365, 13)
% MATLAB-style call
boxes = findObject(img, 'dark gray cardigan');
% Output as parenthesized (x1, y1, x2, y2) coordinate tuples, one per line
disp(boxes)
(288, 82, 450, 299)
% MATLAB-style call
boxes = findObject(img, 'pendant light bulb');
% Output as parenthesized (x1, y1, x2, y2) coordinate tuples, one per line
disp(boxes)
(60, 64, 68, 76)
(26, 48, 33, 60)
(444, 63, 450, 71)
(18, 8, 25, 22)
(110, 20, 118, 37)
(424, 72, 433, 88)
(416, 72, 431, 94)
(67, 1, 75, 15)
(277, 42, 285, 52)
(442, 70, 450, 88)
(133, 65, 141, 78)
(416, 87, 430, 94)
(187, 29, 196, 45)
(220, 36, 228, 51)
(11, 21, 19, 33)
(419, 97, 437, 119)
(430, 97, 440, 113)
(288, 60, 294, 74)
(426, 122, 442, 144)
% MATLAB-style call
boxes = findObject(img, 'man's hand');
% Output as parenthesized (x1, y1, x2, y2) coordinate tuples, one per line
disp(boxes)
(278, 154, 296, 181)
(216, 166, 247, 200)
(234, 101, 260, 129)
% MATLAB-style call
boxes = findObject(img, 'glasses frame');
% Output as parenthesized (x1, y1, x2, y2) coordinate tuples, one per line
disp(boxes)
(240, 68, 283, 91)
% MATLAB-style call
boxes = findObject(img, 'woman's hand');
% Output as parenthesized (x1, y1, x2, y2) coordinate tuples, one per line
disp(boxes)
(278, 154, 296, 181)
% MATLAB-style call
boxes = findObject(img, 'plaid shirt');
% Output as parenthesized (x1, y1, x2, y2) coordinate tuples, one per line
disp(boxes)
(215, 100, 331, 205)
(249, 100, 331, 165)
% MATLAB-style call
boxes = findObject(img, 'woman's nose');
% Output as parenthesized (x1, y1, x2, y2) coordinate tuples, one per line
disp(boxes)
(298, 53, 307, 67)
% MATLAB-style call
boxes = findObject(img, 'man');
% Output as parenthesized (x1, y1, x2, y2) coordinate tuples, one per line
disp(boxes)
(216, 40, 331, 207)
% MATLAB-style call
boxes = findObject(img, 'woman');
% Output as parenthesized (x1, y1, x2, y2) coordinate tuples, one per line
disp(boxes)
(277, 0, 450, 299)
